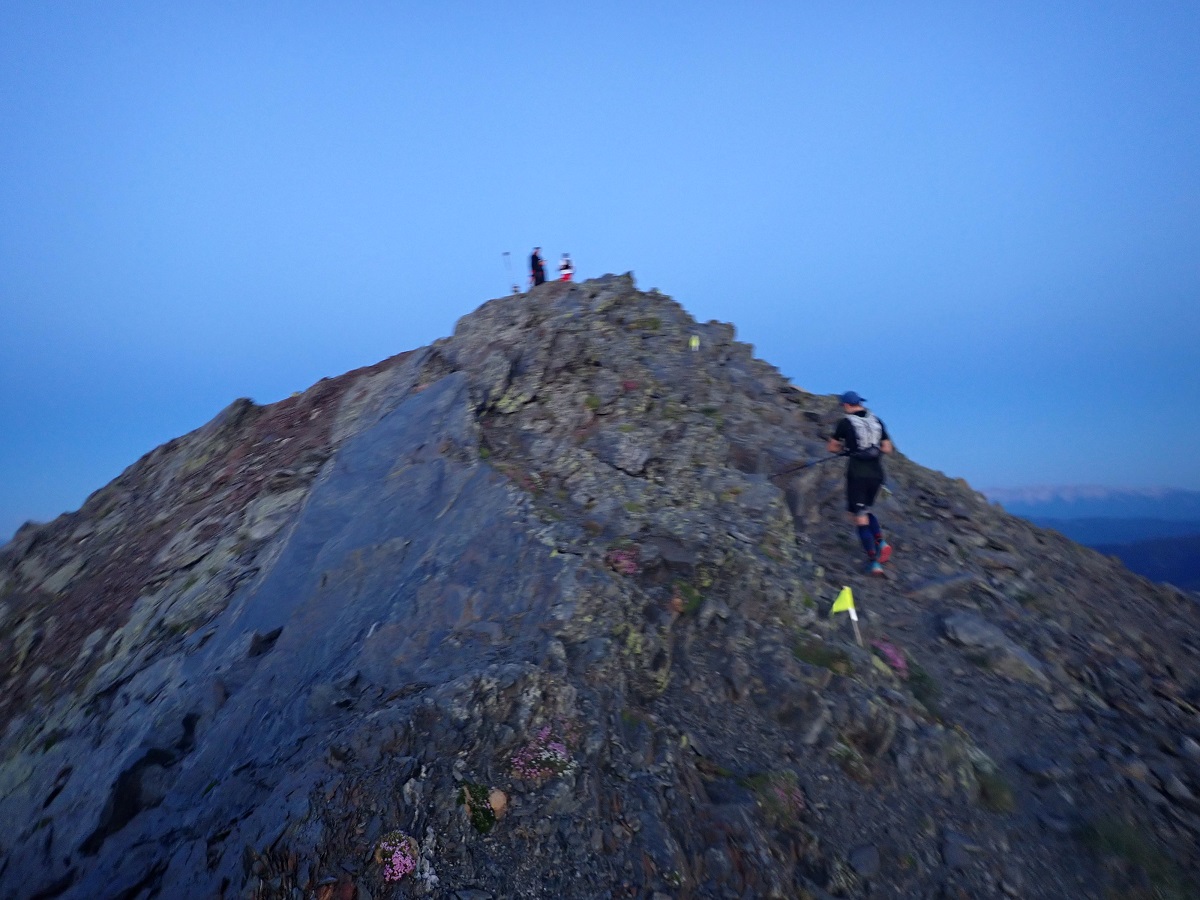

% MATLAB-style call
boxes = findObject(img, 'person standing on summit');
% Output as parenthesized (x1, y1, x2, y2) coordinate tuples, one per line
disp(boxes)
(827, 391, 894, 575)
(530, 247, 546, 287)
(559, 252, 574, 282)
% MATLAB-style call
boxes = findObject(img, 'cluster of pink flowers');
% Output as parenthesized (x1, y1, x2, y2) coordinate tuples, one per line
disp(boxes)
(606, 546, 640, 575)
(377, 832, 417, 882)
(870, 639, 908, 678)
(770, 778, 805, 816)
(511, 725, 572, 781)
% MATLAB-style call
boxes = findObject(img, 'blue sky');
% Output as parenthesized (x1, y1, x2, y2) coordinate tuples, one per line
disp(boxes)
(3, 2, 1198, 540)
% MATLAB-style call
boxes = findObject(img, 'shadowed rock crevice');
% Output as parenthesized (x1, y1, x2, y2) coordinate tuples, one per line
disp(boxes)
(247, 626, 283, 658)
(80, 748, 177, 856)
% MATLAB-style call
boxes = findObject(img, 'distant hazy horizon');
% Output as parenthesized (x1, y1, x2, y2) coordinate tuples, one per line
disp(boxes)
(982, 485, 1200, 503)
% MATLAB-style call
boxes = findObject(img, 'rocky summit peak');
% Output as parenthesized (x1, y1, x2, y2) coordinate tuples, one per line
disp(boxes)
(2, 274, 1199, 899)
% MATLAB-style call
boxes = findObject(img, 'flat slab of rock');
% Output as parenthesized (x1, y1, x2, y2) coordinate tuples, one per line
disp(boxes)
(848, 844, 880, 877)
(906, 573, 978, 601)
(941, 829, 978, 869)
(942, 612, 1050, 689)
(942, 612, 1009, 650)
(974, 549, 1022, 571)
(1015, 754, 1072, 783)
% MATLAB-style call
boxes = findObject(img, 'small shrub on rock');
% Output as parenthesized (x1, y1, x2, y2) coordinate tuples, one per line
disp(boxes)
(907, 660, 941, 712)
(977, 769, 1016, 813)
(794, 638, 853, 676)
(673, 581, 703, 615)
(831, 741, 872, 783)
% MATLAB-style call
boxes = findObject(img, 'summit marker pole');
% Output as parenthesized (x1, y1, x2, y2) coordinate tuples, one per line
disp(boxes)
(501, 251, 518, 293)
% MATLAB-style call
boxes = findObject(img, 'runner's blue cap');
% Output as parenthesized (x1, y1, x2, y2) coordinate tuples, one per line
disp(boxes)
(839, 391, 866, 405)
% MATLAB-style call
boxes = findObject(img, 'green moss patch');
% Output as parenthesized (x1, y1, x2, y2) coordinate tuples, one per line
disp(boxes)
(1078, 817, 1196, 899)
(794, 638, 854, 676)
(673, 581, 703, 615)
(458, 782, 497, 834)
(977, 769, 1016, 812)
(907, 660, 941, 713)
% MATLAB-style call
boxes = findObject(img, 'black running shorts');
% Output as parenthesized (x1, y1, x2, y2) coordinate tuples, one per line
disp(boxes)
(846, 476, 883, 514)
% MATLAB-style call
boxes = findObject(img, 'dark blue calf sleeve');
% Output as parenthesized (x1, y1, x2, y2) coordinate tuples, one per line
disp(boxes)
(868, 514, 881, 540)
(857, 524, 876, 556)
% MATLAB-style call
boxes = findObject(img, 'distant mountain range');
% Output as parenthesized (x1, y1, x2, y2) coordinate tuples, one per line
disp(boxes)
(985, 485, 1200, 522)
(984, 485, 1200, 591)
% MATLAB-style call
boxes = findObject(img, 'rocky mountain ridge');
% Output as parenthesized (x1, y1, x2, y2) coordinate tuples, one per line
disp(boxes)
(2, 274, 1199, 900)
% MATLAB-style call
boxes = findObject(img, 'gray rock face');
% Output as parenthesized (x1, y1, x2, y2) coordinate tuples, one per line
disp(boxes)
(6, 371, 584, 898)
(848, 843, 881, 877)
(942, 611, 1051, 689)
(942, 828, 977, 869)
(943, 611, 1013, 650)
(2, 275, 1199, 899)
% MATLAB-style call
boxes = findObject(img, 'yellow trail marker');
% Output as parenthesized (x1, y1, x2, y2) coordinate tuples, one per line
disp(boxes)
(831, 586, 854, 613)
(830, 586, 863, 646)
(689, 335, 700, 351)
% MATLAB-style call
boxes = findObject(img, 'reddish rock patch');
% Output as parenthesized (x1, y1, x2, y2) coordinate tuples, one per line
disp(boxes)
(0, 352, 410, 732)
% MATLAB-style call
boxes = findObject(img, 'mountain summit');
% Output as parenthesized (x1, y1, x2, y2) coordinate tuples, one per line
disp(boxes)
(2, 275, 1198, 899)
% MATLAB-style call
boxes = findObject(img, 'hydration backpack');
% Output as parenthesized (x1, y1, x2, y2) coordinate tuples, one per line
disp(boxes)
(846, 412, 883, 460)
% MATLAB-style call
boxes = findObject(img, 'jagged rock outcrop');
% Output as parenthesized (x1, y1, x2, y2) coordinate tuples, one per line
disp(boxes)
(2, 274, 1199, 899)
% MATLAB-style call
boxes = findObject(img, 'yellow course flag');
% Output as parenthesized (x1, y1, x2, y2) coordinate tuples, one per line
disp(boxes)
(831, 585, 863, 646)
(830, 586, 855, 614)
(689, 335, 700, 351)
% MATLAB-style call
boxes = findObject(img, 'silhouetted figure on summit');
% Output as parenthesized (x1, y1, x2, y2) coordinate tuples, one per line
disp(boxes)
(559, 253, 574, 282)
(827, 391, 894, 576)
(530, 247, 546, 287)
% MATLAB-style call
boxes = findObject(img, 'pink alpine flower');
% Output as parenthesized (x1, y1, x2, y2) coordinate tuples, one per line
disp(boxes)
(606, 546, 640, 575)
(376, 831, 418, 882)
(511, 725, 573, 781)
(870, 638, 908, 678)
